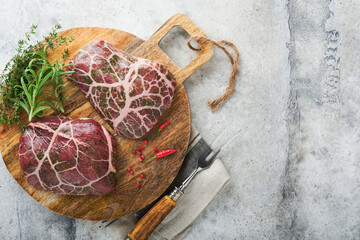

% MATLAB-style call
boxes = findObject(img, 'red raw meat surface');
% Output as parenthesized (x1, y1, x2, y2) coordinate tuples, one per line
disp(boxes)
(69, 40, 176, 139)
(18, 116, 117, 195)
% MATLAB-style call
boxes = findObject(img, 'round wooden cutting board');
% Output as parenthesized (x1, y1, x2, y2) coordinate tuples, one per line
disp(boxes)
(0, 14, 213, 220)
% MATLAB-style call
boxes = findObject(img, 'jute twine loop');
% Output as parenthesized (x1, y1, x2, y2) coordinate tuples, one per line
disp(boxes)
(187, 36, 239, 112)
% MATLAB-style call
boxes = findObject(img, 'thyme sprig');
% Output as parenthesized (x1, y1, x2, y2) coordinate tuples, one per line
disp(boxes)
(0, 24, 74, 125)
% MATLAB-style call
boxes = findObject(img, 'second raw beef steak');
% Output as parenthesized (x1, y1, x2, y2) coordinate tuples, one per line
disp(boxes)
(69, 40, 176, 139)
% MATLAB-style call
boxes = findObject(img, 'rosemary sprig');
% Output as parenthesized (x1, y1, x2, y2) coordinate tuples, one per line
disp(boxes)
(0, 24, 74, 125)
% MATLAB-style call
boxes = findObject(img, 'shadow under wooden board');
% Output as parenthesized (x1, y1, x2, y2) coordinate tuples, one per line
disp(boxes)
(0, 14, 213, 220)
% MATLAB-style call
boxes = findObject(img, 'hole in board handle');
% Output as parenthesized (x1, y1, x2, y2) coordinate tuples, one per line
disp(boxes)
(158, 26, 200, 68)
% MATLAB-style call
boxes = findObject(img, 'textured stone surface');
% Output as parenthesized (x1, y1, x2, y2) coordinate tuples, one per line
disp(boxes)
(0, 0, 359, 239)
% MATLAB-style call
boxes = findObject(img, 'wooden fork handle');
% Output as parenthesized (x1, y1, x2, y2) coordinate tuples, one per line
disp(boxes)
(127, 195, 176, 240)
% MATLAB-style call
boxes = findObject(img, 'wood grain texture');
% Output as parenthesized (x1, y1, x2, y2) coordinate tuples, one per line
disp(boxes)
(128, 196, 176, 240)
(132, 13, 213, 86)
(0, 14, 213, 220)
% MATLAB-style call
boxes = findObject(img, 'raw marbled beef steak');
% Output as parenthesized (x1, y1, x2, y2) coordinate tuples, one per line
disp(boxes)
(18, 116, 117, 195)
(69, 40, 176, 139)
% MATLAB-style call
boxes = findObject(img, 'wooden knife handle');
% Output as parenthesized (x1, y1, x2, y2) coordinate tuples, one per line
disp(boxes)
(128, 195, 176, 240)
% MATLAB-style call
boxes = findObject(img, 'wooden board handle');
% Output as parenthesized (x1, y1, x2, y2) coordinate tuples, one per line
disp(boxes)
(127, 195, 176, 240)
(132, 13, 214, 85)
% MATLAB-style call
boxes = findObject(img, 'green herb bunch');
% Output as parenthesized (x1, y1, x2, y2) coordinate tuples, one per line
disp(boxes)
(0, 24, 74, 125)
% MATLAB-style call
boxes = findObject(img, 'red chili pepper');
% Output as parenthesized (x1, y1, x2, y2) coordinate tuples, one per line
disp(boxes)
(158, 121, 170, 136)
(147, 149, 177, 162)
(144, 140, 148, 144)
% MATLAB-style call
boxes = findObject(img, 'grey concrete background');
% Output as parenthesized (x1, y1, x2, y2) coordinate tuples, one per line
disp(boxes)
(0, 0, 359, 239)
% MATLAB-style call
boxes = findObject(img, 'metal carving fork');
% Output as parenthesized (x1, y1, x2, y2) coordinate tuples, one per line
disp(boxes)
(126, 129, 241, 240)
